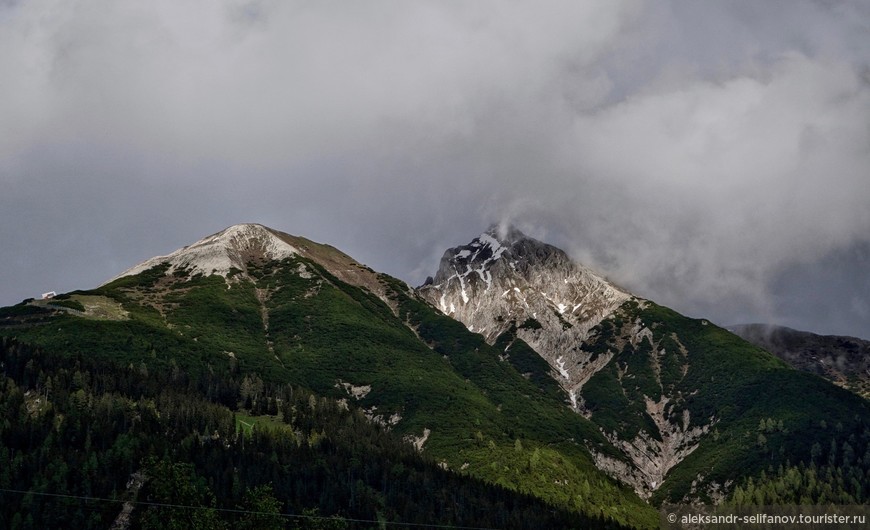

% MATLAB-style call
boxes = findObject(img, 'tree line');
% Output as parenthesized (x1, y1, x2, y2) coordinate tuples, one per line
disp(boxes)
(0, 337, 627, 529)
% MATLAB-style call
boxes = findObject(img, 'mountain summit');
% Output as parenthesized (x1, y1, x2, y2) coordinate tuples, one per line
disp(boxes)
(2, 222, 867, 519)
(418, 225, 630, 404)
(418, 226, 870, 500)
(107, 224, 298, 282)
(105, 223, 394, 304)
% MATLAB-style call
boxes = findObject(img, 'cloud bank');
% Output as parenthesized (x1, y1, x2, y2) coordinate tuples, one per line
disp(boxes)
(1, 0, 868, 335)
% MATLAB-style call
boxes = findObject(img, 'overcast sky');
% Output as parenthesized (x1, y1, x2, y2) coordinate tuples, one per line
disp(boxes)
(2, 0, 869, 338)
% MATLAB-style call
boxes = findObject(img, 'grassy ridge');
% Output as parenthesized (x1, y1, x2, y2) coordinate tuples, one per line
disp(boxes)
(0, 260, 659, 528)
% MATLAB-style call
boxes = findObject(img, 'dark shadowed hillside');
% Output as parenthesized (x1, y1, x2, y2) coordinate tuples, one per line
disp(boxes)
(731, 324, 870, 399)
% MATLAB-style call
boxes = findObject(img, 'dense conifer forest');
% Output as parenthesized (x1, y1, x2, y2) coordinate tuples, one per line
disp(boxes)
(0, 337, 628, 529)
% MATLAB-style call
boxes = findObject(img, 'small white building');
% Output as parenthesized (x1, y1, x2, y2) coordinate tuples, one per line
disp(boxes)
(41, 291, 56, 300)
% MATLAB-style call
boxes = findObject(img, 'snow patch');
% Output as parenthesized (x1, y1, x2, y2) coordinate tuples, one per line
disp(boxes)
(478, 232, 501, 252)
(454, 266, 470, 304)
(555, 356, 570, 380)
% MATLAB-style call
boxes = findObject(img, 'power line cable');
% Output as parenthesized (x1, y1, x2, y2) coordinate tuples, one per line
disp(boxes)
(0, 487, 503, 530)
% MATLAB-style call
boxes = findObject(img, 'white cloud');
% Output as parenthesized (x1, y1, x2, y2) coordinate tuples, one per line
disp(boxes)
(563, 53, 870, 291)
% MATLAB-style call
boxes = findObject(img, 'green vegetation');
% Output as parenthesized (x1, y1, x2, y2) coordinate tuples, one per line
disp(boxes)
(577, 300, 870, 505)
(519, 316, 543, 330)
(0, 302, 53, 318)
(493, 324, 566, 401)
(376, 275, 656, 527)
(727, 423, 870, 505)
(37, 293, 127, 320)
(2, 337, 626, 529)
(0, 259, 657, 528)
(47, 299, 86, 312)
(69, 294, 128, 320)
(3, 252, 867, 526)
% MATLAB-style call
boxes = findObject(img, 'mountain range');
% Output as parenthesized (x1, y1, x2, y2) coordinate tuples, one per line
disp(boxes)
(1, 223, 867, 529)
(730, 323, 870, 399)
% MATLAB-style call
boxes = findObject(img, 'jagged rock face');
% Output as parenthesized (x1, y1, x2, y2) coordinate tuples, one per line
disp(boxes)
(418, 226, 630, 401)
(418, 227, 719, 499)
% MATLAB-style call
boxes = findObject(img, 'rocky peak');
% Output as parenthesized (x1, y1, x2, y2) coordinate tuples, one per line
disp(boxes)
(431, 225, 570, 284)
(106, 223, 298, 283)
(418, 226, 632, 407)
(104, 223, 399, 312)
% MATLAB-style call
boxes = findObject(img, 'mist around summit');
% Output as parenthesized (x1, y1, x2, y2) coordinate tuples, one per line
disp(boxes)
(1, 1, 869, 338)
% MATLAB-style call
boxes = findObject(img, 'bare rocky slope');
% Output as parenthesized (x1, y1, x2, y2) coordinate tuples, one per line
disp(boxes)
(108, 223, 390, 301)
(417, 227, 870, 502)
(418, 225, 631, 409)
(417, 226, 695, 497)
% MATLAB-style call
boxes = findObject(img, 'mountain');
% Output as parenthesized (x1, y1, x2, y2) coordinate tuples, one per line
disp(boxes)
(419, 225, 630, 407)
(0, 224, 655, 529)
(1, 223, 868, 528)
(730, 323, 870, 399)
(107, 223, 299, 281)
(419, 226, 870, 503)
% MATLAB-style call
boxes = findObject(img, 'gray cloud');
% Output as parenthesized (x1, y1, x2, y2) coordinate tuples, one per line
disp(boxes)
(1, 1, 868, 337)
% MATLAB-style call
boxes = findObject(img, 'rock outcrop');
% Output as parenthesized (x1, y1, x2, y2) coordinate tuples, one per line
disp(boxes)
(418, 225, 630, 404)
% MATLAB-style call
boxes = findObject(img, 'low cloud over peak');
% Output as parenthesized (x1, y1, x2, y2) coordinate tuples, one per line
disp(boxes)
(1, 0, 868, 337)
